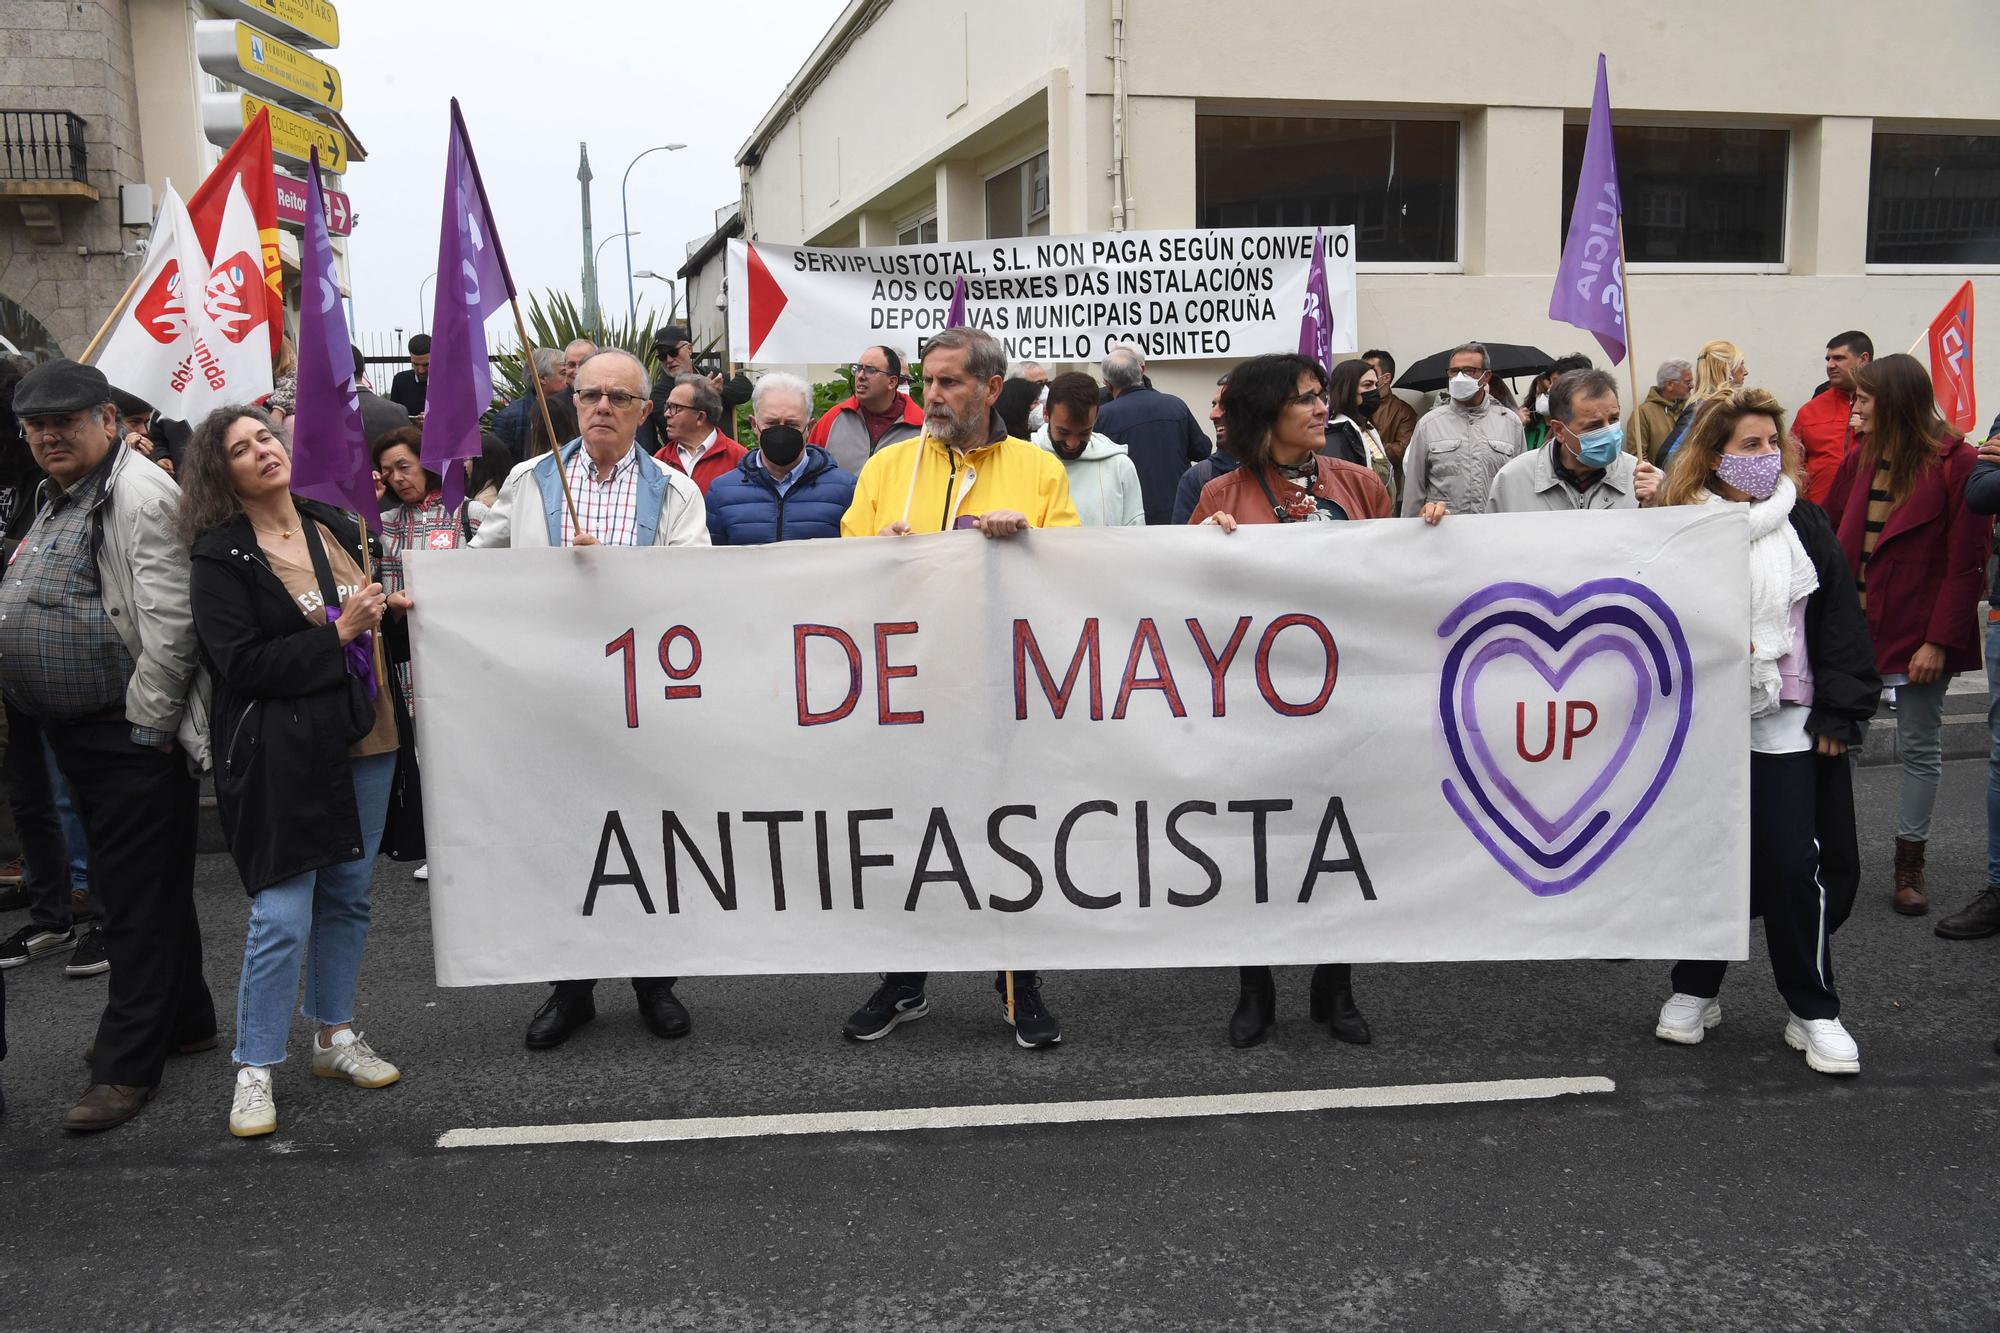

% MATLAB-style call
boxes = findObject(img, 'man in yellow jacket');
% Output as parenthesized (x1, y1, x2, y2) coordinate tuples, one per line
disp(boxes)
(839, 325, 1078, 1049)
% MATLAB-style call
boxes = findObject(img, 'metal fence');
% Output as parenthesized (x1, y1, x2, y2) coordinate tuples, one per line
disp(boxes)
(0, 110, 88, 183)
(353, 329, 509, 390)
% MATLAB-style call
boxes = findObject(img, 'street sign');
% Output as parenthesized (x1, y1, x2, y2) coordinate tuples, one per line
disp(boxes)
(274, 171, 352, 235)
(203, 0, 339, 49)
(202, 92, 347, 173)
(195, 20, 342, 113)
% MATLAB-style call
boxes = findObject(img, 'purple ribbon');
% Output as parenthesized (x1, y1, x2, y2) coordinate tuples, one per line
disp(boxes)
(325, 606, 379, 701)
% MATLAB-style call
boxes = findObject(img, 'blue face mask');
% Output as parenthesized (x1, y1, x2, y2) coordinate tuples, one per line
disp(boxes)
(1571, 421, 1625, 469)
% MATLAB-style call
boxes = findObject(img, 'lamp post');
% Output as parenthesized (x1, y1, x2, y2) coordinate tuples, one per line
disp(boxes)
(597, 230, 639, 279)
(417, 270, 437, 334)
(621, 143, 685, 325)
(633, 269, 678, 324)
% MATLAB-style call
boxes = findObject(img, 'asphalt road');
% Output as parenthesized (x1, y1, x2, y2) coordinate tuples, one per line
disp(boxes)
(2, 759, 1996, 1332)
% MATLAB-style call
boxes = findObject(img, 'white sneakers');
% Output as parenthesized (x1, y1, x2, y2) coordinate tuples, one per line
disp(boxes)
(1654, 993, 1722, 1044)
(1784, 1015, 1861, 1075)
(230, 1066, 277, 1138)
(311, 1029, 401, 1088)
(1655, 994, 1860, 1075)
(412, 863, 429, 882)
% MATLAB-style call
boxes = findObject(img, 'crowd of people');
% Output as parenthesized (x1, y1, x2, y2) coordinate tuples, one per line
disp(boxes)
(0, 312, 1995, 1139)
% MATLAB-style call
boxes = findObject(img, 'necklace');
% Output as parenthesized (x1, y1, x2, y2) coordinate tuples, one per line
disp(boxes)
(251, 511, 302, 540)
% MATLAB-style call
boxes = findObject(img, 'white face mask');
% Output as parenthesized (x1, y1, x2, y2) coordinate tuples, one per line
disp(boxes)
(1535, 394, 1551, 417)
(1448, 373, 1483, 403)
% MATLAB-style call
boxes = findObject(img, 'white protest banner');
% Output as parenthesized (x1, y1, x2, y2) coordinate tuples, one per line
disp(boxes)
(726, 227, 1357, 367)
(408, 510, 1749, 987)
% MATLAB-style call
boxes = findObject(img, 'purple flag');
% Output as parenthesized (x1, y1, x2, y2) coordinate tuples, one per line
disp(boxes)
(945, 275, 967, 328)
(288, 147, 377, 531)
(1550, 54, 1628, 365)
(1297, 227, 1332, 373)
(421, 99, 515, 512)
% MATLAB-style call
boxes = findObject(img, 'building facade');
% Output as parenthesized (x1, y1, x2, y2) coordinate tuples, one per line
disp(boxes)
(0, 0, 358, 365)
(731, 0, 2000, 423)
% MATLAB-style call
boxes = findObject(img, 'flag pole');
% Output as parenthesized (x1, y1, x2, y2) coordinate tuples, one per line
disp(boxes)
(504, 297, 583, 537)
(1615, 216, 1643, 454)
(78, 266, 147, 364)
(1004, 969, 1015, 1025)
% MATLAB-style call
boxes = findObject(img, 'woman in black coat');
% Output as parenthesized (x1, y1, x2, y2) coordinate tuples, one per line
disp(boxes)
(181, 405, 417, 1139)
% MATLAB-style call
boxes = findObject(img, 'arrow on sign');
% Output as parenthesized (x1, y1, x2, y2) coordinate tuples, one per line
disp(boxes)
(323, 71, 337, 100)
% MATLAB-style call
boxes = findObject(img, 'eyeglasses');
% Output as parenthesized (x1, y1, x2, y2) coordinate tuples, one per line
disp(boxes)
(575, 389, 646, 409)
(660, 402, 699, 416)
(18, 409, 98, 442)
(853, 364, 900, 381)
(1286, 391, 1329, 409)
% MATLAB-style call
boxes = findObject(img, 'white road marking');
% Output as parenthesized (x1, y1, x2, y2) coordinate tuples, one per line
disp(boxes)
(437, 1075, 1615, 1149)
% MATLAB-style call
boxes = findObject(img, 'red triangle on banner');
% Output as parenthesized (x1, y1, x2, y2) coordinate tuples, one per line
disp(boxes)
(746, 243, 788, 360)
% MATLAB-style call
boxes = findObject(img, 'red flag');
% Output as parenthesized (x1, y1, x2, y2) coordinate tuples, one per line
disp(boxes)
(187, 107, 283, 358)
(1927, 280, 1976, 436)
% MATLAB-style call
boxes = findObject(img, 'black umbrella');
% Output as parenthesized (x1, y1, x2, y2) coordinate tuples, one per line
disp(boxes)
(1394, 343, 1556, 393)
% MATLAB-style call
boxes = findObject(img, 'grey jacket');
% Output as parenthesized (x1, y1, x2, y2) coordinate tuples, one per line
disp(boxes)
(92, 445, 210, 768)
(1398, 397, 1525, 516)
(1486, 445, 1638, 513)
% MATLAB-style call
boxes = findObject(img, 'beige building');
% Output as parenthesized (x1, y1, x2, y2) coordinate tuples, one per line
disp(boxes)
(726, 0, 2000, 426)
(0, 0, 358, 363)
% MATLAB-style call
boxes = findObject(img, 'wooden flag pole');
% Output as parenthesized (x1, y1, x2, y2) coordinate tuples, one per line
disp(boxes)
(1005, 969, 1016, 1025)
(78, 265, 147, 364)
(506, 297, 583, 538)
(1615, 216, 1643, 449)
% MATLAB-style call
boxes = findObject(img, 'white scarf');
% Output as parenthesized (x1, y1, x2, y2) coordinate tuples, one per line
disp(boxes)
(1694, 475, 1817, 717)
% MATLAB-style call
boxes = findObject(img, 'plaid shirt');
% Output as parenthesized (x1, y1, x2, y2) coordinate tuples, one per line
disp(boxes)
(560, 442, 643, 546)
(0, 456, 136, 724)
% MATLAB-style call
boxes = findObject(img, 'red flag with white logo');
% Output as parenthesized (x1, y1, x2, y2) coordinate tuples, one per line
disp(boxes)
(187, 106, 283, 359)
(1928, 281, 1976, 436)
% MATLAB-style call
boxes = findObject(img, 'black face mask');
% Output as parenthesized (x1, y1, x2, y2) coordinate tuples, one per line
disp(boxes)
(1359, 389, 1382, 413)
(759, 425, 805, 468)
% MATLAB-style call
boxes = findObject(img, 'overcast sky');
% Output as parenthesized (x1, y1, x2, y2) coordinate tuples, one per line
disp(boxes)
(335, 0, 842, 352)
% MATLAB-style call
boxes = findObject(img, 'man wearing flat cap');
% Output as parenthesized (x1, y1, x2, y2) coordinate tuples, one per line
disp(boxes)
(0, 359, 214, 1132)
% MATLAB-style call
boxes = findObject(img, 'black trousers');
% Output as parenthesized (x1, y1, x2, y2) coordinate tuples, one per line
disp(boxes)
(1672, 750, 1839, 1020)
(43, 719, 213, 1087)
(2, 702, 74, 933)
(553, 977, 674, 998)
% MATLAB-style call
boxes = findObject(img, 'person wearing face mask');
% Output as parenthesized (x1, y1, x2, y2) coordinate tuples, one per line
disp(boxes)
(1519, 370, 1560, 452)
(1397, 341, 1525, 519)
(1484, 369, 1660, 513)
(1650, 387, 1878, 1076)
(1322, 359, 1396, 501)
(1030, 372, 1144, 527)
(704, 372, 857, 545)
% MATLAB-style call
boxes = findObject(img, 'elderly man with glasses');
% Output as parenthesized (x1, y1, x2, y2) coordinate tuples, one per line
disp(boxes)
(655, 373, 747, 495)
(808, 344, 925, 475)
(471, 350, 708, 1048)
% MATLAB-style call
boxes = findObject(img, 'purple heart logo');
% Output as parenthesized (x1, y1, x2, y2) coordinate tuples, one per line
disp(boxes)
(1437, 579, 1693, 896)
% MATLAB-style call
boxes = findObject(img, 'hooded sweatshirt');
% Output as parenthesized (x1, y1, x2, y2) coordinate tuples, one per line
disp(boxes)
(840, 409, 1080, 536)
(1030, 426, 1145, 527)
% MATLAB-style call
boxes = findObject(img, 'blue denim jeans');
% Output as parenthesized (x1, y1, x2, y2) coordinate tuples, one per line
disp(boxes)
(1987, 617, 2000, 886)
(43, 738, 90, 896)
(231, 753, 396, 1068)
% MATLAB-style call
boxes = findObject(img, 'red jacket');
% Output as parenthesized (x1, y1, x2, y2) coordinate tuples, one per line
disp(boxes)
(1792, 385, 1854, 504)
(654, 433, 748, 496)
(1823, 437, 1991, 675)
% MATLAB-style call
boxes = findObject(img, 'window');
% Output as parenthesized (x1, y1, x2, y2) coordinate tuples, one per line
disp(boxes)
(1561, 125, 1788, 264)
(896, 213, 937, 246)
(1196, 116, 1458, 263)
(1868, 133, 2000, 265)
(985, 152, 1050, 239)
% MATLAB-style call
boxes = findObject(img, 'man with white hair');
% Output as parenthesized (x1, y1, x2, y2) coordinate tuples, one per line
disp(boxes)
(561, 339, 598, 385)
(490, 347, 568, 460)
(705, 372, 857, 544)
(1094, 343, 1211, 523)
(1630, 357, 1694, 463)
(471, 349, 710, 1051)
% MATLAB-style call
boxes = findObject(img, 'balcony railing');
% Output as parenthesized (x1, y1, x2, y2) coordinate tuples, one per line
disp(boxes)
(0, 111, 88, 184)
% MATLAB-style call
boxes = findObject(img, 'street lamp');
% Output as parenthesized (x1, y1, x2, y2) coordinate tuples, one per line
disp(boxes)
(621, 143, 685, 325)
(596, 230, 638, 275)
(633, 268, 678, 321)
(417, 270, 438, 334)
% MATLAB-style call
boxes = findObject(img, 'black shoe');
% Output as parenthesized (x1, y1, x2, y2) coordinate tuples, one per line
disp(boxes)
(1309, 963, 1372, 1045)
(525, 991, 596, 1049)
(1229, 966, 1276, 1048)
(1936, 887, 2000, 940)
(63, 926, 109, 978)
(844, 977, 928, 1041)
(0, 922, 75, 969)
(1002, 971, 1061, 1049)
(0, 883, 26, 912)
(636, 983, 691, 1039)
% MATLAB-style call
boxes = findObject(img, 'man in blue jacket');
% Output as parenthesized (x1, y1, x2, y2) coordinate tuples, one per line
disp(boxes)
(1095, 344, 1211, 523)
(706, 372, 856, 545)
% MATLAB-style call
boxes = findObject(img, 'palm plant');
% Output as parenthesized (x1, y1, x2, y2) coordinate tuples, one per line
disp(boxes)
(487, 289, 681, 405)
